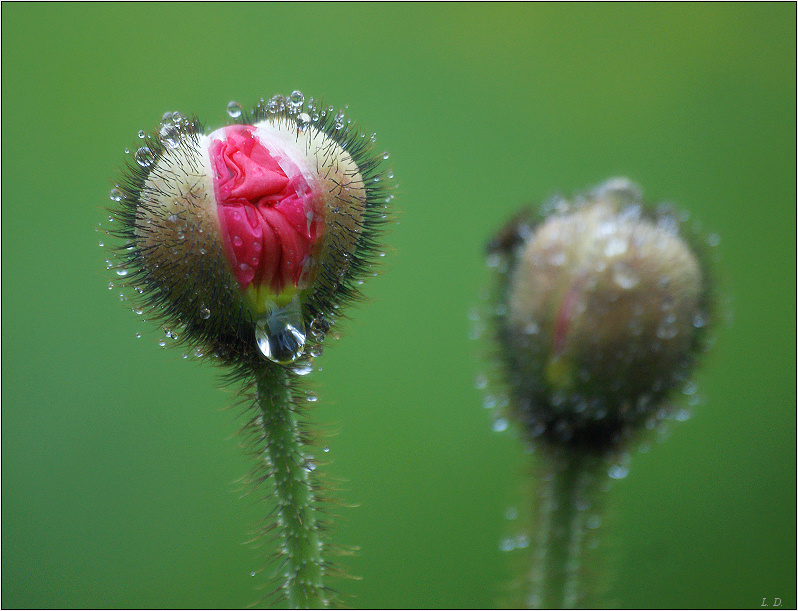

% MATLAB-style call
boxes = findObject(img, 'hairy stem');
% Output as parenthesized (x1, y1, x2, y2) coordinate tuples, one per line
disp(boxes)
(254, 363, 327, 608)
(528, 449, 608, 609)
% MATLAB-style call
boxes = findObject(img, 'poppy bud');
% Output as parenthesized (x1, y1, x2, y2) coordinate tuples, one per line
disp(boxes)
(488, 178, 714, 452)
(108, 94, 391, 367)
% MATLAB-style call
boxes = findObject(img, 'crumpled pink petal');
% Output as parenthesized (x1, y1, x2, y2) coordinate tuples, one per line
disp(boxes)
(210, 125, 322, 297)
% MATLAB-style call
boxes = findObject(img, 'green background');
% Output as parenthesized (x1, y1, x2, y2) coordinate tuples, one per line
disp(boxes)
(3, 3, 795, 608)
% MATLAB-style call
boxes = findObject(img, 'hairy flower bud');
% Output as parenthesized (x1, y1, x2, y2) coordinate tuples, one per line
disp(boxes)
(107, 94, 391, 367)
(488, 178, 714, 452)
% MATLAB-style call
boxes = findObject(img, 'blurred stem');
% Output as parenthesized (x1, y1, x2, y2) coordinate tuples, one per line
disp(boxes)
(528, 448, 607, 609)
(254, 364, 326, 608)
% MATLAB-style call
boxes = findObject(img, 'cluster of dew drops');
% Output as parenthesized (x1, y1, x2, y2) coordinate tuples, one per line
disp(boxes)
(98, 109, 216, 358)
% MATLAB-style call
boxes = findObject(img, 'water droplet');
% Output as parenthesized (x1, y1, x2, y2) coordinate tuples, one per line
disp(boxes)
(499, 537, 516, 552)
(586, 515, 602, 529)
(674, 407, 692, 421)
(288, 90, 304, 109)
(334, 110, 345, 130)
(382, 151, 390, 160)
(159, 124, 181, 149)
(492, 417, 509, 432)
(255, 297, 307, 364)
(199, 305, 211, 319)
(604, 236, 628, 257)
(109, 188, 123, 202)
(226, 101, 242, 118)
(323, 446, 330, 453)
(608, 464, 628, 479)
(523, 321, 540, 335)
(292, 361, 313, 376)
(135, 146, 154, 167)
(108, 282, 114, 290)
(692, 312, 708, 328)
(306, 392, 318, 402)
(612, 261, 639, 289)
(158, 339, 166, 348)
(193, 347, 204, 358)
(656, 313, 678, 339)
(138, 130, 146, 139)
(98, 240, 104, 247)
(296, 112, 311, 132)
(135, 332, 142, 339)
(115, 268, 129, 277)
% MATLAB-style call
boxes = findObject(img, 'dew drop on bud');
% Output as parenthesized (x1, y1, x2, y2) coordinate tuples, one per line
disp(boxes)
(226, 101, 242, 118)
(135, 147, 154, 167)
(334, 110, 345, 130)
(255, 297, 307, 364)
(289, 90, 304, 110)
(159, 124, 181, 149)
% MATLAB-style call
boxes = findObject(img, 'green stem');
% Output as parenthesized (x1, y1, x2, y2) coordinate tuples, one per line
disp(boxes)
(254, 363, 327, 608)
(528, 449, 608, 609)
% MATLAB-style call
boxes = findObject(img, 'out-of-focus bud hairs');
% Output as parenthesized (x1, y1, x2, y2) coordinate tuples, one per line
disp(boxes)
(102, 92, 394, 608)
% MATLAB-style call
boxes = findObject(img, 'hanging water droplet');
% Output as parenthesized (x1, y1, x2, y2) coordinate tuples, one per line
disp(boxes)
(109, 188, 123, 202)
(158, 339, 166, 348)
(226, 101, 242, 118)
(135, 146, 154, 167)
(306, 392, 318, 402)
(193, 347, 204, 357)
(138, 130, 146, 139)
(255, 297, 307, 364)
(116, 268, 129, 277)
(292, 361, 314, 376)
(199, 305, 211, 319)
(135, 332, 142, 339)
(288, 90, 304, 110)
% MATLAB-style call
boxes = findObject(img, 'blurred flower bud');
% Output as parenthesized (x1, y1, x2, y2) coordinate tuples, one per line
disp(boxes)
(488, 178, 715, 452)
